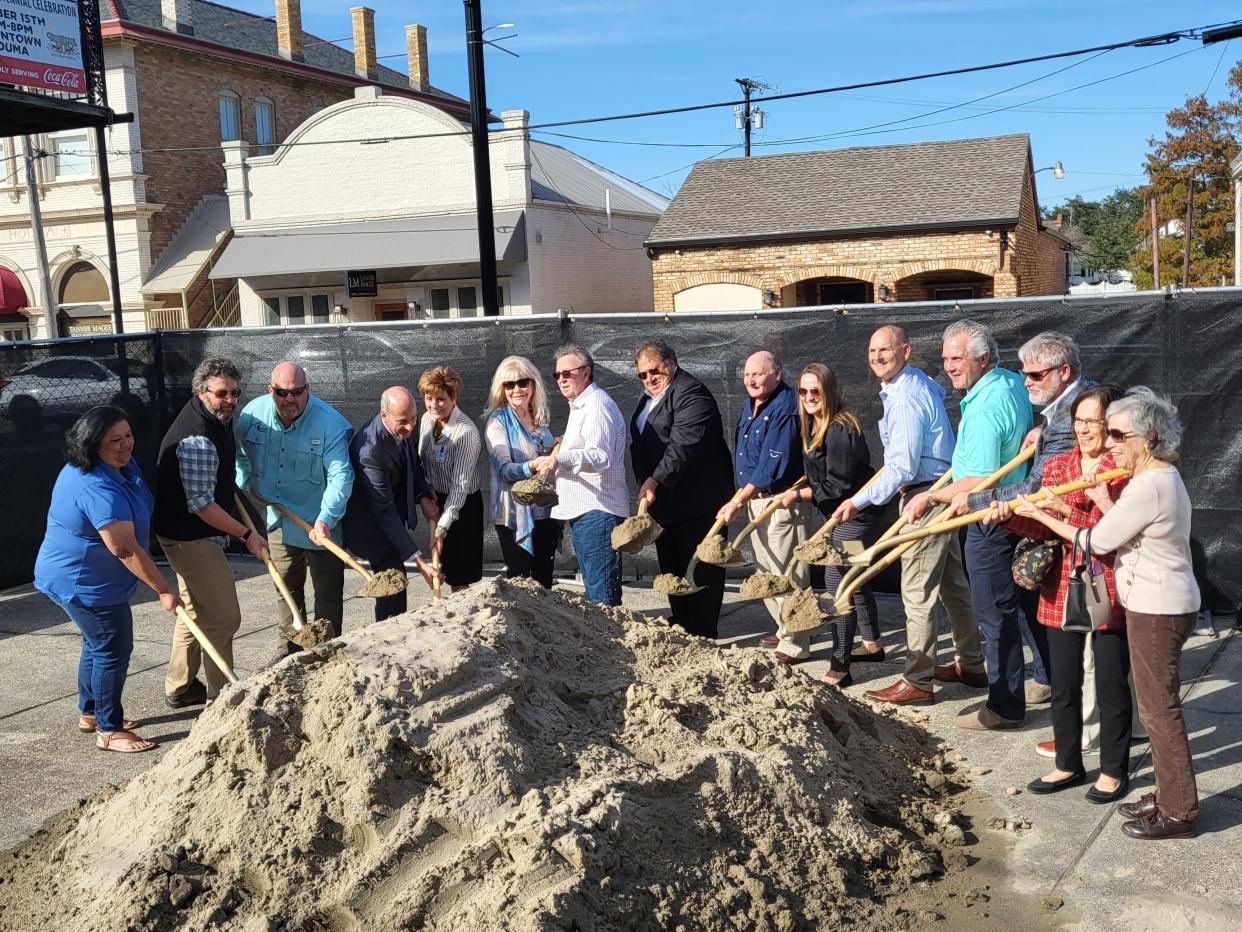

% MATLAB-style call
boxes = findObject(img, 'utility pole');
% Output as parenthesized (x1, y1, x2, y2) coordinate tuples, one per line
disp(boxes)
(95, 126, 126, 335)
(1149, 197, 1161, 287)
(19, 136, 56, 339)
(1182, 169, 1195, 289)
(734, 78, 769, 158)
(464, 0, 499, 317)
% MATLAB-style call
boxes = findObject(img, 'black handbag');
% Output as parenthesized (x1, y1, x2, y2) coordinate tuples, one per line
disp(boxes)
(1011, 537, 1059, 591)
(1062, 528, 1112, 633)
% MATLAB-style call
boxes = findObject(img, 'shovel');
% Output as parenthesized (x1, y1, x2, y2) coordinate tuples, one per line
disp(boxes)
(235, 492, 332, 649)
(651, 511, 735, 597)
(175, 605, 239, 684)
(265, 499, 408, 600)
(785, 444, 1039, 634)
(697, 477, 809, 567)
(611, 498, 663, 553)
(512, 440, 561, 508)
(432, 548, 443, 601)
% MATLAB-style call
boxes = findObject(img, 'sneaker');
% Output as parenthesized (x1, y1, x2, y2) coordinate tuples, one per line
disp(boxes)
(1035, 740, 1097, 759)
(164, 679, 207, 709)
(1025, 682, 1053, 705)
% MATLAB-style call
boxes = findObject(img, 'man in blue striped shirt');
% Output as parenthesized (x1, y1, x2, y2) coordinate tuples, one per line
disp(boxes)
(835, 325, 983, 706)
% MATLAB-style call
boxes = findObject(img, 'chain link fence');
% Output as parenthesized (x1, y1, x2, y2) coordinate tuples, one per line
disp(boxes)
(3, 289, 1239, 610)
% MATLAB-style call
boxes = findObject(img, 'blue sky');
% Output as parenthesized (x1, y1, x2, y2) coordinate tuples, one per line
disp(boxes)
(251, 1, 1238, 207)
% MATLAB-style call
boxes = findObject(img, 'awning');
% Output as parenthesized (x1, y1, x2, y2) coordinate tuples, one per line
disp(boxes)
(0, 267, 28, 314)
(143, 195, 231, 295)
(210, 211, 526, 280)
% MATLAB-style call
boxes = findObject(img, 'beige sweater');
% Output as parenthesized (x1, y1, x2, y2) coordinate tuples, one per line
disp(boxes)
(1090, 466, 1200, 615)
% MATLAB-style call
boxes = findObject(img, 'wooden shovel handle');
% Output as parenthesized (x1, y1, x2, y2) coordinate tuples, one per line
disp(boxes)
(235, 493, 305, 631)
(432, 549, 442, 600)
(175, 606, 239, 684)
(269, 501, 373, 582)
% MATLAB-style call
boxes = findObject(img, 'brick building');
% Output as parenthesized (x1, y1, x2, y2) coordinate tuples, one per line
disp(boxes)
(646, 134, 1069, 313)
(0, 0, 468, 338)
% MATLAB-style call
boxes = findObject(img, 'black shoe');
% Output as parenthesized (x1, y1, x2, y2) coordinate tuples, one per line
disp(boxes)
(1121, 812, 1195, 840)
(164, 679, 207, 709)
(848, 648, 886, 663)
(1085, 779, 1130, 804)
(1027, 771, 1087, 795)
(1119, 793, 1157, 820)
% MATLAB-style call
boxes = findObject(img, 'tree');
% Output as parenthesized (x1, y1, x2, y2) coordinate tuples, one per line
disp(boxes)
(1045, 189, 1144, 273)
(1130, 84, 1239, 288)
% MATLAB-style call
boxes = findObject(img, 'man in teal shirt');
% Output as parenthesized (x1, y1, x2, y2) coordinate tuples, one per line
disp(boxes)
(903, 320, 1033, 729)
(236, 362, 353, 652)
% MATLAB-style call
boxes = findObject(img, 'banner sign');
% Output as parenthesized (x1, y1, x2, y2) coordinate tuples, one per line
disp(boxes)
(346, 270, 378, 298)
(0, 0, 86, 95)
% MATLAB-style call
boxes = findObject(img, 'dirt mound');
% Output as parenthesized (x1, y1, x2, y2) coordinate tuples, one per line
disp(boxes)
(0, 579, 958, 932)
(694, 535, 735, 565)
(511, 476, 558, 508)
(739, 572, 792, 599)
(792, 536, 844, 566)
(611, 513, 659, 553)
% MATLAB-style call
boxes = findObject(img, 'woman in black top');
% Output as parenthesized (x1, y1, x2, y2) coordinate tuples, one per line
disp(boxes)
(778, 363, 879, 686)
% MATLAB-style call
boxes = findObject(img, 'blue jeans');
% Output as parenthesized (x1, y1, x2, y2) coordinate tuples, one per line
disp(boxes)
(568, 510, 623, 606)
(57, 598, 134, 733)
(964, 523, 1026, 721)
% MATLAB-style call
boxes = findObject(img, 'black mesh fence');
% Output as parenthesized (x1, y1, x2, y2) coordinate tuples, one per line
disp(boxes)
(3, 289, 1240, 610)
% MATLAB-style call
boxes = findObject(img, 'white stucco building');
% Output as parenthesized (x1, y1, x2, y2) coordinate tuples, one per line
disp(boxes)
(210, 87, 668, 324)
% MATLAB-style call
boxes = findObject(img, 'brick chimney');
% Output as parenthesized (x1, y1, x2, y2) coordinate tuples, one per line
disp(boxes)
(160, 0, 193, 35)
(405, 24, 429, 90)
(275, 0, 303, 62)
(350, 7, 378, 81)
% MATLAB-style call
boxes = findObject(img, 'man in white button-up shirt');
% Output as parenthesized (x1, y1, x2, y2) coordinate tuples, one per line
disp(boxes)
(530, 344, 628, 605)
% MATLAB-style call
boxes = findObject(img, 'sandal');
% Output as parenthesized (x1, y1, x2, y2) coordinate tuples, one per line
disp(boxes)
(96, 730, 156, 753)
(79, 715, 140, 734)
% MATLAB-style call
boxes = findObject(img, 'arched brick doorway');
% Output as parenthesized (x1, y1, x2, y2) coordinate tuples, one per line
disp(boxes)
(893, 269, 994, 302)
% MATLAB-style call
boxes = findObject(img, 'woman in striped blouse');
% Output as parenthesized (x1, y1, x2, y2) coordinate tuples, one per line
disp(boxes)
(418, 366, 484, 592)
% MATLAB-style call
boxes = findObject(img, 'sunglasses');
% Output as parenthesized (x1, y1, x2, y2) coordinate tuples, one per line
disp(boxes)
(271, 385, 308, 398)
(1021, 366, 1056, 382)
(503, 377, 533, 391)
(554, 364, 587, 381)
(637, 365, 665, 382)
(207, 388, 242, 399)
(1106, 429, 1138, 442)
(797, 387, 821, 397)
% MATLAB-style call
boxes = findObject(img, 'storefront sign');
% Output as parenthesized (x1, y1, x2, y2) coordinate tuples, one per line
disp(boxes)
(346, 269, 377, 298)
(0, 0, 86, 95)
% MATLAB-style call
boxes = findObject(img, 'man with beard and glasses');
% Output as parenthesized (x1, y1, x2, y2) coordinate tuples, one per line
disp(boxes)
(154, 357, 267, 709)
(236, 362, 353, 654)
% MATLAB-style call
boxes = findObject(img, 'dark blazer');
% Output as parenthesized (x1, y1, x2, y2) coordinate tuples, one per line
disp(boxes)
(629, 366, 734, 528)
(342, 414, 433, 565)
(804, 420, 877, 517)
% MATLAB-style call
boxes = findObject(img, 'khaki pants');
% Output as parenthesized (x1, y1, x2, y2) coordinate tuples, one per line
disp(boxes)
(748, 497, 813, 635)
(268, 527, 344, 652)
(899, 528, 982, 691)
(159, 536, 241, 700)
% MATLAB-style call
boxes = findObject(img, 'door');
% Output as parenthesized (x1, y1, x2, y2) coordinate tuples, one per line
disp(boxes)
(374, 302, 408, 321)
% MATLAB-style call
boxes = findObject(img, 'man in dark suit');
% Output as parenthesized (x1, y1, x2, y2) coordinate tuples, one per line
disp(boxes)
(342, 386, 440, 620)
(630, 340, 735, 639)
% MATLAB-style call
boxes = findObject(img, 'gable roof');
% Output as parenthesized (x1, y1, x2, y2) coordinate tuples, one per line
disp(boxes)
(103, 0, 467, 110)
(647, 134, 1034, 247)
(530, 141, 668, 216)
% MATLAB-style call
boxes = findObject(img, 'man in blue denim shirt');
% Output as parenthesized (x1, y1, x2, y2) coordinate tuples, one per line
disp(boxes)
(236, 362, 354, 652)
(717, 351, 810, 640)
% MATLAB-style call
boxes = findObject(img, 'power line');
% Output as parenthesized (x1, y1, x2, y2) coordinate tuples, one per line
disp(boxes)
(527, 144, 648, 251)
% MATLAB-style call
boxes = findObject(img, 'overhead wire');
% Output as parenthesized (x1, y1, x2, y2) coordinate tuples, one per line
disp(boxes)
(527, 144, 649, 251)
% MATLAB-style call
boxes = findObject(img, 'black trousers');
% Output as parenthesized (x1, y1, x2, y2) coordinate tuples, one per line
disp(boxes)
(370, 551, 408, 622)
(655, 513, 725, 640)
(822, 513, 880, 671)
(1048, 624, 1132, 779)
(497, 519, 563, 590)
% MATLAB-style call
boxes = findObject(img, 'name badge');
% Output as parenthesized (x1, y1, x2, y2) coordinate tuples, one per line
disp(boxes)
(435, 444, 448, 464)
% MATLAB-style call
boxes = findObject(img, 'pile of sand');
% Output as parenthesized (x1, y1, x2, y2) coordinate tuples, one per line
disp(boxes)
(611, 513, 659, 553)
(0, 579, 958, 932)
(358, 567, 408, 599)
(780, 588, 826, 633)
(651, 572, 697, 595)
(792, 536, 844, 566)
(511, 476, 558, 508)
(739, 572, 792, 599)
(694, 536, 736, 565)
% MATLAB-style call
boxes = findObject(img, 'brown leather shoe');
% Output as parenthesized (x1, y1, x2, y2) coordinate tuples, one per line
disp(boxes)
(1121, 811, 1195, 840)
(863, 679, 934, 706)
(1118, 793, 1158, 820)
(1025, 681, 1053, 705)
(955, 707, 1024, 731)
(759, 634, 780, 648)
(934, 663, 988, 688)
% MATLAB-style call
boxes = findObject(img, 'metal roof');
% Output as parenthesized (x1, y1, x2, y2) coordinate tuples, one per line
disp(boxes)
(647, 134, 1033, 247)
(143, 195, 231, 294)
(529, 141, 668, 216)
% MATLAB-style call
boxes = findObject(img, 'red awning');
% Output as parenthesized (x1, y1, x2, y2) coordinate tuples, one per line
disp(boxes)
(0, 268, 28, 314)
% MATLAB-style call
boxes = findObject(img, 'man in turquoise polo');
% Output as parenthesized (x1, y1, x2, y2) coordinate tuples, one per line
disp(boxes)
(902, 319, 1033, 729)
(236, 361, 354, 652)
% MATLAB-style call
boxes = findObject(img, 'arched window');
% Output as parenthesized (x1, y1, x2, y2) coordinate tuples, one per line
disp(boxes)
(254, 97, 276, 155)
(58, 261, 109, 306)
(219, 90, 241, 142)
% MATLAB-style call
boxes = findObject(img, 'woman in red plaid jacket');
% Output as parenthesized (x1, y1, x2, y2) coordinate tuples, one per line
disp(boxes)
(991, 384, 1132, 803)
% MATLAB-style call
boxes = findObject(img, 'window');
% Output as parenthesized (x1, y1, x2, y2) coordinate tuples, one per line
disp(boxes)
(2, 325, 29, 341)
(260, 292, 337, 325)
(262, 296, 280, 325)
(456, 286, 477, 317)
(429, 288, 451, 319)
(219, 92, 241, 142)
(255, 98, 275, 155)
(310, 294, 330, 324)
(50, 132, 92, 179)
(0, 139, 13, 186)
(285, 294, 305, 324)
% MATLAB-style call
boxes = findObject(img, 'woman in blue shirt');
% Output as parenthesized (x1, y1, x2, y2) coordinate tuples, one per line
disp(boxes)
(35, 406, 182, 753)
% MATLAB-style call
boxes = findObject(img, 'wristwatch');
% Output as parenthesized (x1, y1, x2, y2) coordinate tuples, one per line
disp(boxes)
(240, 529, 253, 543)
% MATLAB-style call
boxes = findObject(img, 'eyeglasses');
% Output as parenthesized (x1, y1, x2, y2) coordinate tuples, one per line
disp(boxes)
(207, 388, 242, 399)
(554, 364, 587, 381)
(797, 387, 821, 397)
(1106, 429, 1138, 442)
(637, 365, 665, 382)
(1021, 366, 1056, 382)
(1072, 416, 1105, 427)
(502, 377, 533, 391)
(271, 385, 308, 398)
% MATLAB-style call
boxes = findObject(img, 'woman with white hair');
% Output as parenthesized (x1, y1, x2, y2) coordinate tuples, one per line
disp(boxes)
(1015, 386, 1200, 840)
(483, 355, 561, 588)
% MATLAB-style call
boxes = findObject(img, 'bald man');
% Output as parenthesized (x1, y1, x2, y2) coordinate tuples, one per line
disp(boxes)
(236, 362, 354, 652)
(341, 388, 440, 621)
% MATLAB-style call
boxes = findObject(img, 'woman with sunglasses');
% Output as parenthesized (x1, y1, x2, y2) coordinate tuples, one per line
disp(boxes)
(418, 365, 484, 592)
(483, 356, 562, 588)
(1015, 387, 1200, 840)
(990, 385, 1132, 804)
(776, 363, 878, 684)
